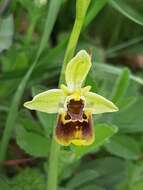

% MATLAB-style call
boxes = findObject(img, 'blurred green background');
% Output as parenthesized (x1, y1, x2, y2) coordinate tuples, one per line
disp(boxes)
(0, 0, 143, 190)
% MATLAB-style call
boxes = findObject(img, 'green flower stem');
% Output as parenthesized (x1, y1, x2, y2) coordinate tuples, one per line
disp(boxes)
(46, 137, 60, 190)
(47, 1, 91, 190)
(59, 0, 91, 84)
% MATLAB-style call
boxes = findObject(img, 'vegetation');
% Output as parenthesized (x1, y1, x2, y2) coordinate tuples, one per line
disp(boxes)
(0, 0, 143, 190)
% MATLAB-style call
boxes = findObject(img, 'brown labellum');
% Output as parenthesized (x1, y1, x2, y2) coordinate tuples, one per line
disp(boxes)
(55, 99, 94, 146)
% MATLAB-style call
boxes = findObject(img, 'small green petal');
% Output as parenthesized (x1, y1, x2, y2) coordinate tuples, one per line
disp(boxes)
(65, 50, 91, 90)
(24, 89, 66, 113)
(85, 92, 119, 114)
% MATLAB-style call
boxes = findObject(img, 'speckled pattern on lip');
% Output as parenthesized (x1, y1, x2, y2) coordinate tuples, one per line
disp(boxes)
(55, 108, 94, 146)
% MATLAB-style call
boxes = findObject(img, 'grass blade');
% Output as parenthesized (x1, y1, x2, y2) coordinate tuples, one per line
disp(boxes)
(94, 63, 143, 85)
(112, 68, 130, 104)
(109, 0, 143, 25)
(84, 0, 108, 28)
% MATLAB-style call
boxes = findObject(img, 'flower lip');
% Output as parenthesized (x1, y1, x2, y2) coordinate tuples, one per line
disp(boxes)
(55, 113, 94, 146)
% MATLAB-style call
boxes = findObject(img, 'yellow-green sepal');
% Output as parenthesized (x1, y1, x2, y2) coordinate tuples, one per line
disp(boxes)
(65, 50, 91, 90)
(85, 92, 119, 114)
(24, 89, 66, 113)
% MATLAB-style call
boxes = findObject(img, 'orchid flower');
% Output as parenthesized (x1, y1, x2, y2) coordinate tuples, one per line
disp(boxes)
(24, 50, 118, 146)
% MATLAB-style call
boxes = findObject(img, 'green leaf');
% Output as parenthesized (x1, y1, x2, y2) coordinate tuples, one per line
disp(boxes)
(0, 178, 10, 190)
(73, 124, 118, 158)
(0, 168, 47, 190)
(112, 68, 130, 104)
(80, 156, 125, 175)
(0, 15, 14, 53)
(58, 150, 78, 181)
(115, 162, 143, 190)
(16, 127, 50, 157)
(37, 112, 56, 136)
(105, 134, 141, 160)
(66, 169, 99, 189)
(129, 163, 143, 186)
(117, 96, 137, 111)
(18, 114, 44, 135)
(79, 157, 126, 188)
(84, 0, 108, 28)
(131, 182, 143, 190)
(94, 63, 143, 85)
(11, 168, 46, 190)
(106, 36, 143, 56)
(112, 97, 143, 133)
(109, 0, 143, 26)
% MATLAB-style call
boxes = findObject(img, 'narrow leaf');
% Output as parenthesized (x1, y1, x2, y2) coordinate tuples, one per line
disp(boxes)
(84, 0, 108, 28)
(94, 63, 143, 85)
(109, 0, 143, 25)
(112, 68, 130, 104)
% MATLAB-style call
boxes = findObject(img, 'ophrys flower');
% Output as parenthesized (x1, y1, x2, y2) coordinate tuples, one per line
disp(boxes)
(24, 50, 118, 146)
